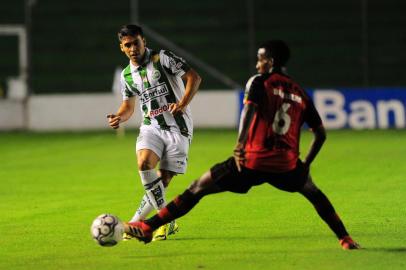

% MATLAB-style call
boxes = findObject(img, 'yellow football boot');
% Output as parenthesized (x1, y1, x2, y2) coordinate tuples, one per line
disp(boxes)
(152, 224, 167, 241)
(167, 220, 179, 236)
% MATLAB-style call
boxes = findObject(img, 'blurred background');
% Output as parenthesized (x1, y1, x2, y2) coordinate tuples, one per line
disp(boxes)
(0, 0, 405, 130)
(2, 3, 406, 269)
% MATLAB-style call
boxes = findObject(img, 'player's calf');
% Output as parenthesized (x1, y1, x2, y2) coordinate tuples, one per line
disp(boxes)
(139, 169, 167, 209)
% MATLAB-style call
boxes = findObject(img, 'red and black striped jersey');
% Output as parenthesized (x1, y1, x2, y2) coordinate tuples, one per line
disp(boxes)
(243, 71, 323, 172)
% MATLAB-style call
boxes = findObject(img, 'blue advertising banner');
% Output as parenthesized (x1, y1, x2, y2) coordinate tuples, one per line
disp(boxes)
(239, 88, 406, 129)
(308, 88, 406, 129)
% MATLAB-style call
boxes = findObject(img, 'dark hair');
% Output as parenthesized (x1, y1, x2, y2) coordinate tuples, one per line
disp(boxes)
(117, 24, 144, 41)
(259, 40, 290, 67)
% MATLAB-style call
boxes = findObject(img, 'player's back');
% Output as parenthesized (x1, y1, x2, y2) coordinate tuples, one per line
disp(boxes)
(244, 71, 313, 173)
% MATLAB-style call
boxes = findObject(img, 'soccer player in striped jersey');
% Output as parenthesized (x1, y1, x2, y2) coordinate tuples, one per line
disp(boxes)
(124, 40, 360, 250)
(107, 24, 201, 241)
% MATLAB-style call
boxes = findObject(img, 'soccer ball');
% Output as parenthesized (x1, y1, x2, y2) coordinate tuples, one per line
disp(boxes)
(90, 214, 124, 247)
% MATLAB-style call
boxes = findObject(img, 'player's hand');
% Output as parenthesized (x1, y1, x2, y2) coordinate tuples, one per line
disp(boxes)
(107, 114, 121, 129)
(168, 103, 185, 116)
(233, 142, 245, 172)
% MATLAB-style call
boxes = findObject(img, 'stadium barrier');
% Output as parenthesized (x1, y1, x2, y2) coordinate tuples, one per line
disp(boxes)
(309, 88, 406, 129)
(1, 88, 405, 130)
(0, 91, 240, 130)
(238, 87, 406, 130)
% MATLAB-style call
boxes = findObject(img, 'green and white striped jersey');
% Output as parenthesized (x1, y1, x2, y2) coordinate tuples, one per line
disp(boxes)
(120, 48, 193, 137)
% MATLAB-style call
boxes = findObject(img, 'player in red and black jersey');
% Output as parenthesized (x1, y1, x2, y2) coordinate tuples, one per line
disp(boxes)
(125, 40, 360, 250)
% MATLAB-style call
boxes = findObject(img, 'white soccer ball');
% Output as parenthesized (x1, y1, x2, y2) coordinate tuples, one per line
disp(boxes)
(90, 214, 124, 247)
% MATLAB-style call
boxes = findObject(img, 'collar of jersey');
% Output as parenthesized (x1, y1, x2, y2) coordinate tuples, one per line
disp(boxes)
(129, 48, 152, 73)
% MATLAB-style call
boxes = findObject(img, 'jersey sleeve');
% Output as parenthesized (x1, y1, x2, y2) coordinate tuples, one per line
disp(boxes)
(244, 75, 265, 106)
(159, 50, 191, 77)
(120, 76, 131, 101)
(120, 68, 139, 101)
(303, 91, 323, 129)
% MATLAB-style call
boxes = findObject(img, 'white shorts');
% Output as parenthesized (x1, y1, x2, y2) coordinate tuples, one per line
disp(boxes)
(136, 125, 191, 174)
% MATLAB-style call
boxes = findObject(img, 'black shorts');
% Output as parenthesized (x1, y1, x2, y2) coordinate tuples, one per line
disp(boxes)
(210, 157, 308, 193)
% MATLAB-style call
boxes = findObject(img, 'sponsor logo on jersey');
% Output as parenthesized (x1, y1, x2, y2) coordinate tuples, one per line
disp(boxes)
(149, 104, 169, 117)
(140, 82, 169, 104)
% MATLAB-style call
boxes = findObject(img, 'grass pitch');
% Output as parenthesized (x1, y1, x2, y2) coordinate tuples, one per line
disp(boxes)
(1, 129, 405, 270)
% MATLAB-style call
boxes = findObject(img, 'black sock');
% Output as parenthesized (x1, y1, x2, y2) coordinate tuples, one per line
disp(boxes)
(146, 189, 202, 230)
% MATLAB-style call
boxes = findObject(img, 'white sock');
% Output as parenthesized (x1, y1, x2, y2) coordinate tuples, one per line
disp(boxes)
(129, 194, 154, 222)
(139, 169, 166, 210)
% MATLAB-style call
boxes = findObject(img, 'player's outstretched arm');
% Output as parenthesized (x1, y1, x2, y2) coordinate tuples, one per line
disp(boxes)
(107, 97, 135, 129)
(169, 68, 201, 115)
(234, 102, 257, 171)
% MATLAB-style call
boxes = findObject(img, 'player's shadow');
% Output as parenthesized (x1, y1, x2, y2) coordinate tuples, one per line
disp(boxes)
(169, 237, 406, 254)
(362, 247, 406, 253)
(170, 234, 320, 241)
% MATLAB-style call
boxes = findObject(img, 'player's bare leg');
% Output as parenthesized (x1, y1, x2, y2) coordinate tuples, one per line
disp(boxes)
(299, 176, 360, 250)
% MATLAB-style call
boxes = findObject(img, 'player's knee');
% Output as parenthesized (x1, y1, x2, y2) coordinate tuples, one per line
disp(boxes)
(187, 180, 206, 196)
(137, 159, 155, 170)
(187, 180, 199, 193)
(159, 171, 176, 187)
(300, 179, 320, 196)
(161, 177, 171, 187)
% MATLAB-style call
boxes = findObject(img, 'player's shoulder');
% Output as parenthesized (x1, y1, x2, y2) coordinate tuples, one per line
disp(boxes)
(246, 74, 261, 88)
(267, 70, 291, 83)
(160, 49, 176, 55)
(157, 49, 176, 65)
(147, 49, 160, 63)
(159, 49, 187, 62)
(159, 49, 176, 59)
(245, 73, 268, 92)
(121, 64, 132, 77)
(269, 71, 307, 95)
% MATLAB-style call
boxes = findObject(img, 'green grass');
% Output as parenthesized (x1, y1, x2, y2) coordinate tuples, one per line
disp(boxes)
(1, 129, 406, 270)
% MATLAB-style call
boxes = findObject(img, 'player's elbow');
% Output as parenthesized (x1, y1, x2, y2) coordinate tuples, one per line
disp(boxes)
(196, 72, 202, 84)
(192, 71, 202, 88)
(319, 129, 326, 140)
(313, 125, 326, 143)
(317, 129, 327, 144)
(189, 69, 202, 85)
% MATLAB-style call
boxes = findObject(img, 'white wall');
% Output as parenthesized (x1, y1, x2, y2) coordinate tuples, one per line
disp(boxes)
(0, 100, 25, 129)
(27, 93, 127, 131)
(190, 91, 240, 128)
(0, 91, 239, 131)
